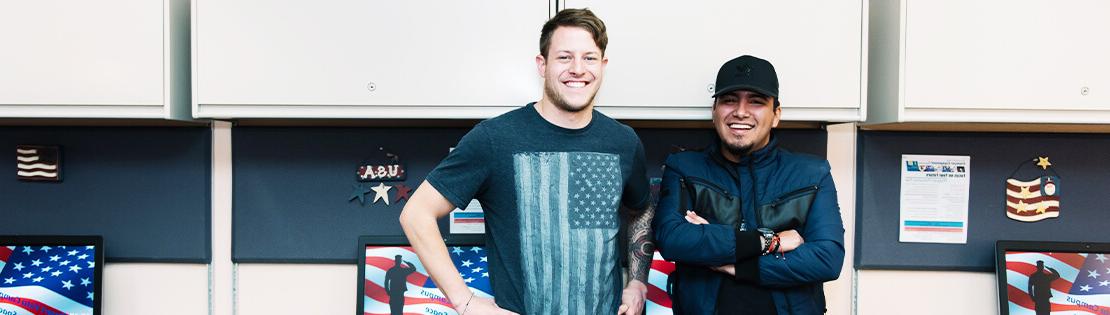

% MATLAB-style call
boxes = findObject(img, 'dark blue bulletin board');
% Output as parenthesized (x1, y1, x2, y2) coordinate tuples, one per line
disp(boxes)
(1, 127, 211, 262)
(856, 131, 1110, 271)
(232, 126, 827, 263)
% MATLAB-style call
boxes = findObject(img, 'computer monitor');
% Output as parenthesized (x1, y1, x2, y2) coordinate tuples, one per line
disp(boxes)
(647, 250, 674, 314)
(356, 235, 491, 315)
(0, 235, 104, 315)
(996, 240, 1110, 315)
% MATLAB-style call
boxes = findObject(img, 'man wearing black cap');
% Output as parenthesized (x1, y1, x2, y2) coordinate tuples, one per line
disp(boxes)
(652, 55, 845, 314)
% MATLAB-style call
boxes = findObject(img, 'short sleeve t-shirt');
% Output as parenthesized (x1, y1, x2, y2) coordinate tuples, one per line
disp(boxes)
(426, 103, 651, 314)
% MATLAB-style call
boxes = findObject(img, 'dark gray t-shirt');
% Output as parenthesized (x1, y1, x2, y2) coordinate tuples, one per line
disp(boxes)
(427, 103, 651, 314)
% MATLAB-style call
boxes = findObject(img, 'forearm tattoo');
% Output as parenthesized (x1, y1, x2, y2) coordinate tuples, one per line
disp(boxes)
(628, 201, 656, 283)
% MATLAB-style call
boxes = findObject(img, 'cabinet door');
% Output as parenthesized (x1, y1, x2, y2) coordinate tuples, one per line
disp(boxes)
(194, 0, 547, 118)
(903, 0, 1110, 111)
(0, 0, 164, 107)
(563, 0, 865, 121)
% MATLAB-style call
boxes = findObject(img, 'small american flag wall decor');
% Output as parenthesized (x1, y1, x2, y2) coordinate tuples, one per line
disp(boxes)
(16, 145, 61, 182)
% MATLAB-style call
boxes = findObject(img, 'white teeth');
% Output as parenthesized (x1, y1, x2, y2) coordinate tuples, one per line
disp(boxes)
(729, 123, 752, 130)
(565, 81, 587, 88)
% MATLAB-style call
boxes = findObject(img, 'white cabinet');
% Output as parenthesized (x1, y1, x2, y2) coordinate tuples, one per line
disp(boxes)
(193, 0, 548, 119)
(0, 0, 190, 119)
(563, 1, 867, 121)
(868, 0, 1110, 125)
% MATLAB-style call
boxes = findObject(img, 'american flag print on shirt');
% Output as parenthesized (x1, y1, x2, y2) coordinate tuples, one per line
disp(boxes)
(16, 146, 60, 182)
(1005, 251, 1110, 314)
(0, 245, 96, 315)
(514, 152, 623, 314)
(362, 246, 492, 315)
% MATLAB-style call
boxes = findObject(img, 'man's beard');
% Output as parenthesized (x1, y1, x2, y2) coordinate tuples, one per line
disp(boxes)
(544, 81, 595, 113)
(722, 139, 754, 157)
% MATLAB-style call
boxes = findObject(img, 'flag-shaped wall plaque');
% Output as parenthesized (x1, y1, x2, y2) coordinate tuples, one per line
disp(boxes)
(1005, 157, 1060, 222)
(16, 145, 61, 182)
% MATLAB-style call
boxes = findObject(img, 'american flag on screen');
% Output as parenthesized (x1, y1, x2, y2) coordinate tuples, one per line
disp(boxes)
(646, 251, 674, 315)
(16, 146, 60, 182)
(1005, 251, 1110, 314)
(0, 245, 95, 315)
(363, 246, 492, 315)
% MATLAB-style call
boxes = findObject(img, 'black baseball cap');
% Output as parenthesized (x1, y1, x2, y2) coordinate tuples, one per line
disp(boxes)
(712, 55, 779, 101)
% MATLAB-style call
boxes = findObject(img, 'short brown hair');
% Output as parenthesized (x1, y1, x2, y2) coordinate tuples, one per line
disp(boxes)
(539, 8, 608, 58)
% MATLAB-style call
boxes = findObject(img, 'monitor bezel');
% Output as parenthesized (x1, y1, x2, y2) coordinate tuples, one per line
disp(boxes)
(355, 234, 485, 315)
(995, 240, 1110, 315)
(0, 235, 104, 315)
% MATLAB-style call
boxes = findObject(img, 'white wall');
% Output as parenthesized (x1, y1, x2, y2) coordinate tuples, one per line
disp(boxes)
(825, 123, 858, 315)
(857, 270, 997, 315)
(236, 264, 355, 314)
(103, 263, 208, 315)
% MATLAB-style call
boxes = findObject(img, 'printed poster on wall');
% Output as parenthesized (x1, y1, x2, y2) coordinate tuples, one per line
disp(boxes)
(899, 154, 970, 244)
(450, 199, 485, 234)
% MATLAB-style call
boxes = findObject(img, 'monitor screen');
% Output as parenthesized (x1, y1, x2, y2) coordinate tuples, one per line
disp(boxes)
(997, 240, 1110, 315)
(357, 235, 492, 315)
(0, 235, 103, 315)
(647, 251, 674, 314)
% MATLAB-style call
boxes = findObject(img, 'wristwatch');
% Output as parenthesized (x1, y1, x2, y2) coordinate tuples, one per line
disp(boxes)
(757, 228, 775, 254)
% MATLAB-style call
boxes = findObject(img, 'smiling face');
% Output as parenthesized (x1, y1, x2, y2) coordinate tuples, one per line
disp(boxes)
(536, 26, 607, 113)
(712, 90, 781, 161)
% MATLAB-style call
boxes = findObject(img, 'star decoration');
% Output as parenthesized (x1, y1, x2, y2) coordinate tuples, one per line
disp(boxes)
(1015, 200, 1027, 213)
(1096, 254, 1107, 263)
(1036, 157, 1052, 170)
(1035, 202, 1048, 214)
(394, 183, 413, 203)
(1019, 186, 1032, 199)
(1080, 285, 1093, 292)
(348, 183, 371, 205)
(370, 183, 393, 205)
(451, 247, 464, 255)
(1088, 269, 1100, 278)
(62, 280, 74, 290)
